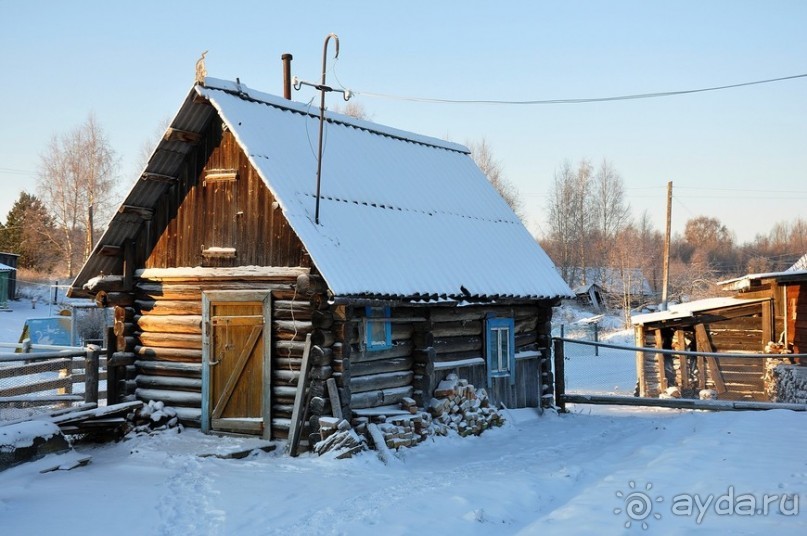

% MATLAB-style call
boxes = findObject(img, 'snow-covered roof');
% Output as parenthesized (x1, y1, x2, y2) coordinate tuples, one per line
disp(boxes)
(788, 253, 807, 271)
(0, 262, 16, 272)
(719, 268, 807, 291)
(71, 77, 572, 302)
(631, 297, 768, 325)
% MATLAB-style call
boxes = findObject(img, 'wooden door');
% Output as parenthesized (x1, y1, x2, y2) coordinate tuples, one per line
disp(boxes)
(202, 290, 271, 438)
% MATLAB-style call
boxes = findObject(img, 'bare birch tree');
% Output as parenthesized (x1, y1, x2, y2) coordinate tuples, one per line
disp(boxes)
(545, 160, 583, 282)
(592, 158, 630, 247)
(37, 114, 118, 277)
(468, 139, 525, 222)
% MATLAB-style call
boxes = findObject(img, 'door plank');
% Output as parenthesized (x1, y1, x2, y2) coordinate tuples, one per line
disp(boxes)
(212, 325, 263, 419)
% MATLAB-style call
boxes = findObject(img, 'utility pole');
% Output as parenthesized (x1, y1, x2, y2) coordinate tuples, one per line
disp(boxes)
(661, 181, 673, 310)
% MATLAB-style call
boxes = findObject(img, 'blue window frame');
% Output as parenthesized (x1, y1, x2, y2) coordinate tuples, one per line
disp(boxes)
(486, 316, 516, 386)
(365, 306, 392, 351)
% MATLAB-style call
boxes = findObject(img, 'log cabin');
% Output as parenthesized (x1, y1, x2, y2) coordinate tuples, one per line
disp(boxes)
(631, 265, 807, 401)
(68, 75, 573, 442)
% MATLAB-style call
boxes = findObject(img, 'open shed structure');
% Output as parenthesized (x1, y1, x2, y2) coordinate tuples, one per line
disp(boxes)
(631, 267, 807, 401)
(69, 76, 572, 442)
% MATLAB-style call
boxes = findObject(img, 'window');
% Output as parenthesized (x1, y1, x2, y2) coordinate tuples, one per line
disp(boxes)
(365, 306, 392, 351)
(486, 316, 516, 385)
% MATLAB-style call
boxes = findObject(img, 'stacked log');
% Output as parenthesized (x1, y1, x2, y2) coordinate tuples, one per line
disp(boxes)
(313, 417, 365, 458)
(343, 376, 504, 459)
(426, 374, 504, 437)
(770, 364, 807, 403)
(274, 293, 336, 444)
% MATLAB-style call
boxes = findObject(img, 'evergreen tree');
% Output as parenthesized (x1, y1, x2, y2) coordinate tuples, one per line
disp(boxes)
(0, 191, 60, 271)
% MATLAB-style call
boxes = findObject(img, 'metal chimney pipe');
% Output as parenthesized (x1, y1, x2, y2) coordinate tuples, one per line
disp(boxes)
(282, 53, 293, 99)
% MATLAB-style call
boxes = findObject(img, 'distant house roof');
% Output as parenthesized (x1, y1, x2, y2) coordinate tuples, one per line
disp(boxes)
(566, 267, 654, 297)
(789, 253, 807, 272)
(72, 77, 572, 302)
(631, 297, 768, 325)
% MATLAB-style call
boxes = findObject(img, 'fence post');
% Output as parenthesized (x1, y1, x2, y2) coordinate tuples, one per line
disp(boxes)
(593, 323, 599, 356)
(553, 338, 566, 412)
(84, 345, 100, 405)
(106, 327, 118, 405)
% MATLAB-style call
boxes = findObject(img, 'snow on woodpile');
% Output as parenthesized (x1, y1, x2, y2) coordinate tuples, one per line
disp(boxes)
(314, 376, 504, 460)
(427, 375, 505, 436)
(771, 364, 807, 403)
(0, 421, 69, 471)
(198, 78, 572, 301)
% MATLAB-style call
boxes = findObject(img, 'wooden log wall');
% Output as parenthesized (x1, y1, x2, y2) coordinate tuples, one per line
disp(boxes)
(332, 306, 420, 412)
(118, 275, 329, 437)
(423, 303, 552, 410)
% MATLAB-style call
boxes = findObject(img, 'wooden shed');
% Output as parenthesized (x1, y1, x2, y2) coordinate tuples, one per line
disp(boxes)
(0, 252, 19, 301)
(631, 267, 807, 401)
(68, 76, 572, 442)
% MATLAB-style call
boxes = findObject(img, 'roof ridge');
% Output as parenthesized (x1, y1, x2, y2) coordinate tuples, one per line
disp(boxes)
(200, 77, 470, 154)
(299, 192, 519, 225)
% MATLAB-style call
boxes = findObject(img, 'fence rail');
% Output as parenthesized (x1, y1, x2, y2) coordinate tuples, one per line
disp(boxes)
(552, 336, 807, 412)
(0, 342, 105, 410)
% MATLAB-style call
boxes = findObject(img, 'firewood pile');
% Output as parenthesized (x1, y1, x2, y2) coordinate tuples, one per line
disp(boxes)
(769, 364, 807, 404)
(312, 375, 505, 459)
(314, 416, 366, 458)
(128, 400, 182, 435)
(426, 374, 505, 437)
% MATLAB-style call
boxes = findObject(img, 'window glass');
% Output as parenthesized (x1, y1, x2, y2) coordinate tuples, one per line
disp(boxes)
(365, 306, 392, 350)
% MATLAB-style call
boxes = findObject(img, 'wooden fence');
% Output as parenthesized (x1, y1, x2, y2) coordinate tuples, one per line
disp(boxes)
(0, 342, 106, 408)
(553, 337, 807, 412)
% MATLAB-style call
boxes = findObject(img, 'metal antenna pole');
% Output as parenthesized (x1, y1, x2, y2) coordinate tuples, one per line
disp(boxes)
(314, 34, 339, 225)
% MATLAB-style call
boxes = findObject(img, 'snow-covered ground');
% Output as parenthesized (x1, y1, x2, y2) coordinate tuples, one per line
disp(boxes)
(1, 302, 805, 534)
(0, 406, 804, 534)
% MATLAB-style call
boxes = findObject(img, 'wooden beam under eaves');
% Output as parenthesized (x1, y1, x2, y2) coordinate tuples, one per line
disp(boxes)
(141, 172, 178, 183)
(118, 205, 154, 221)
(98, 245, 122, 257)
(164, 128, 201, 144)
(204, 168, 238, 183)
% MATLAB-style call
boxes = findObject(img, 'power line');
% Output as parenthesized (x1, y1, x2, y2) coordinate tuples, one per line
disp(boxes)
(0, 167, 36, 176)
(353, 72, 807, 106)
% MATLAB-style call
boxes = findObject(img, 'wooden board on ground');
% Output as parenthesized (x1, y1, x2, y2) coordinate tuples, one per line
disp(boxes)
(40, 455, 92, 473)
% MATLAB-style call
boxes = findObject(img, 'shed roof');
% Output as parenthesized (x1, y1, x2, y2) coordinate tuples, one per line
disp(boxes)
(788, 253, 807, 271)
(71, 77, 571, 302)
(719, 269, 807, 292)
(631, 297, 768, 326)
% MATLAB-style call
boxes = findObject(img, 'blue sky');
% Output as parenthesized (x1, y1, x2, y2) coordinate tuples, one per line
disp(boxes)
(1, 1, 805, 243)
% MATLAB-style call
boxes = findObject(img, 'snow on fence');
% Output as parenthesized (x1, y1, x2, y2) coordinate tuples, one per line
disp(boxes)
(0, 342, 106, 420)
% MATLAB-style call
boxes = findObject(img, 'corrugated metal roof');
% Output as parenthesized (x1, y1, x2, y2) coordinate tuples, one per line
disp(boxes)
(71, 77, 572, 301)
(790, 253, 807, 271)
(719, 268, 807, 291)
(631, 297, 768, 325)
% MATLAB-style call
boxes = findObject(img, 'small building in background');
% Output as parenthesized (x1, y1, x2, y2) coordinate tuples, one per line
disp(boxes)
(0, 252, 19, 302)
